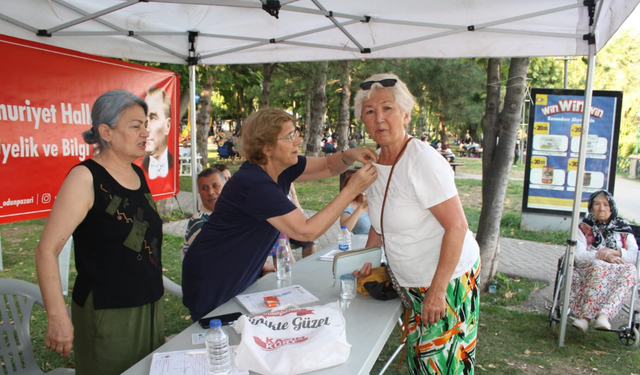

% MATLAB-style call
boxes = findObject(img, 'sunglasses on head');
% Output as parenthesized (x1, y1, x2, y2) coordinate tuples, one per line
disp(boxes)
(359, 78, 397, 90)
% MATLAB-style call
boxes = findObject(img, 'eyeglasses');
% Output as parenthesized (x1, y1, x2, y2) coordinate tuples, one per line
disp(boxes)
(277, 129, 300, 143)
(359, 78, 397, 90)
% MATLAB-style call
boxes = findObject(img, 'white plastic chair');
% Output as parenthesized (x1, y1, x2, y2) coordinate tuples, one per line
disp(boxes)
(0, 278, 75, 374)
(162, 275, 183, 299)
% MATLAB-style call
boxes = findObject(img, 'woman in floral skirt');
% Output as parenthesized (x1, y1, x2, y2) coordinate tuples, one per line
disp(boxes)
(570, 190, 638, 332)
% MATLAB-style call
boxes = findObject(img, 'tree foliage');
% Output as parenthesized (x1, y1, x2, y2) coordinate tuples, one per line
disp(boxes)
(526, 28, 640, 157)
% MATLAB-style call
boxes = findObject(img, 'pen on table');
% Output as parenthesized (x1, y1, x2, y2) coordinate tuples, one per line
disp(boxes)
(185, 350, 206, 355)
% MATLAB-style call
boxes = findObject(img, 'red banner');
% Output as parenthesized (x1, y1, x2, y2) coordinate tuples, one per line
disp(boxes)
(0, 34, 180, 224)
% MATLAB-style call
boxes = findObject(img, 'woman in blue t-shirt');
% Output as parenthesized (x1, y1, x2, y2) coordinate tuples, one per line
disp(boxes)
(182, 107, 379, 321)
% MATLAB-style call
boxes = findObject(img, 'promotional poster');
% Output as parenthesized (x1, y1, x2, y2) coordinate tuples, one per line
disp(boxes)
(522, 88, 622, 215)
(0, 35, 180, 224)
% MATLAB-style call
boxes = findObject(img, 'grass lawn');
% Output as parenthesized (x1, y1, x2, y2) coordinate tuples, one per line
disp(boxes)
(2, 145, 630, 374)
(455, 155, 526, 180)
(3, 220, 637, 374)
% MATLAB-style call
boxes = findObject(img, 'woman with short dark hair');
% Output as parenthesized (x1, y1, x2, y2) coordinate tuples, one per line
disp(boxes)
(35, 90, 165, 375)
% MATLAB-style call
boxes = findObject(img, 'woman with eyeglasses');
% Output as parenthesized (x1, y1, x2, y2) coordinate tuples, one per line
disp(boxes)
(182, 107, 378, 322)
(354, 73, 480, 374)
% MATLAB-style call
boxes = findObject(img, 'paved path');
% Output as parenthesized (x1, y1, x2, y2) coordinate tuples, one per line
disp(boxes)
(614, 175, 640, 223)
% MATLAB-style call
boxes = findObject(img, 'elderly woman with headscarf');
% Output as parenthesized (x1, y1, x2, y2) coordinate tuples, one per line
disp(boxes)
(354, 73, 480, 374)
(570, 190, 638, 332)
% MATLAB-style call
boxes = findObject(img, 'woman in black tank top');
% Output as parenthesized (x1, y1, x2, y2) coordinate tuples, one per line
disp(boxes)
(35, 90, 165, 375)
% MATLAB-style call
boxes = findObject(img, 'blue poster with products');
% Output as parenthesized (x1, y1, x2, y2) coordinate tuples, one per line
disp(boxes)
(522, 89, 622, 214)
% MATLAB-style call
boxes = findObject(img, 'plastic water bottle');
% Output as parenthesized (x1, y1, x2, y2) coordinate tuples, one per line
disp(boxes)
(205, 319, 231, 375)
(276, 238, 291, 280)
(338, 225, 351, 251)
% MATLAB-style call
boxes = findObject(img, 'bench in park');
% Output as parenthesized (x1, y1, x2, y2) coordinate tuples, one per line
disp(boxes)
(457, 148, 483, 158)
(449, 161, 464, 174)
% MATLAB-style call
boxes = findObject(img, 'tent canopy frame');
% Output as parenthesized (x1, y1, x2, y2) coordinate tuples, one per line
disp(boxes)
(1, 0, 637, 347)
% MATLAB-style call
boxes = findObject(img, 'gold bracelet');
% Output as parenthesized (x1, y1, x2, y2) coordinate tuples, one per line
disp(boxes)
(341, 151, 353, 166)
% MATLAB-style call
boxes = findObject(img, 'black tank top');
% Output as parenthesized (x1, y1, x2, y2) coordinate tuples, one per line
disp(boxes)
(72, 159, 163, 309)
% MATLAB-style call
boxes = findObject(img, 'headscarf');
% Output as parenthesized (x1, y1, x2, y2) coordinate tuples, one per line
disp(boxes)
(579, 190, 633, 250)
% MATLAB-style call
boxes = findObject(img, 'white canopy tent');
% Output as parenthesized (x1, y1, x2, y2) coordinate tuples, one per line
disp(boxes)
(1, 0, 638, 346)
(0, 0, 637, 64)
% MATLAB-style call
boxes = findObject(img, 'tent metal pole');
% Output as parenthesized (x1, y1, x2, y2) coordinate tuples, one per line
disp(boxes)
(189, 64, 198, 212)
(558, 41, 597, 347)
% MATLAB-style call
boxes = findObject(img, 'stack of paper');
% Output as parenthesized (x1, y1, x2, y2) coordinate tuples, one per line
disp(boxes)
(319, 249, 340, 261)
(234, 285, 319, 314)
(149, 347, 247, 375)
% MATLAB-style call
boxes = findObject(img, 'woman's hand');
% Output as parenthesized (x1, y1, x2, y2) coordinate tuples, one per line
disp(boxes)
(262, 259, 276, 276)
(345, 164, 378, 194)
(609, 256, 625, 264)
(422, 287, 447, 326)
(596, 248, 621, 263)
(45, 314, 74, 358)
(352, 262, 372, 278)
(354, 193, 369, 209)
(344, 147, 378, 165)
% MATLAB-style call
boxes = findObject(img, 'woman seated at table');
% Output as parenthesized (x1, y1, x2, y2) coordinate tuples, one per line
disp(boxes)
(354, 73, 480, 374)
(340, 173, 371, 235)
(440, 143, 456, 162)
(182, 107, 378, 322)
(570, 190, 638, 332)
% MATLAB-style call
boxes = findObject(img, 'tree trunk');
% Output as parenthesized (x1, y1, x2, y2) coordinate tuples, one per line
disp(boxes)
(337, 61, 351, 151)
(477, 57, 530, 289)
(261, 63, 274, 108)
(438, 113, 448, 145)
(196, 70, 214, 168)
(306, 62, 328, 157)
(237, 86, 246, 133)
(303, 86, 312, 148)
(417, 105, 424, 137)
(179, 89, 190, 120)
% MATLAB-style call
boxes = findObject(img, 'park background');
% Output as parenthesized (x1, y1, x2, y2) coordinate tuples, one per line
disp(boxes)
(2, 6, 640, 375)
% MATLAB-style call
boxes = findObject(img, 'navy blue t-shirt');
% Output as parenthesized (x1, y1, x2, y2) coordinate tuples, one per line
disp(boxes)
(182, 156, 307, 321)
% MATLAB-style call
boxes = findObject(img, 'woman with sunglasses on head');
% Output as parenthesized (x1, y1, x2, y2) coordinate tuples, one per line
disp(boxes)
(355, 73, 480, 374)
(182, 107, 378, 322)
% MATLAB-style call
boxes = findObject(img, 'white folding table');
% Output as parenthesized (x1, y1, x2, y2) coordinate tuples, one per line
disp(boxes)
(123, 235, 402, 375)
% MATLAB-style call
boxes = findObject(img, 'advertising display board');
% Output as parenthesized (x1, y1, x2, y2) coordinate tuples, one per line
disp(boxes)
(0, 35, 180, 224)
(522, 88, 622, 215)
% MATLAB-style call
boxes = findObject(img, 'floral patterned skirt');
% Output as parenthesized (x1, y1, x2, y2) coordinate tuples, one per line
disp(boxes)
(569, 259, 637, 320)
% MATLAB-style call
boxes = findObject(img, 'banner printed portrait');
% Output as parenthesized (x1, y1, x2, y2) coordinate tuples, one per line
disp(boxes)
(0, 34, 179, 224)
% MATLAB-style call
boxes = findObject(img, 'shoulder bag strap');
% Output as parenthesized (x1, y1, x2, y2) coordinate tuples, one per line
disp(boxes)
(379, 136, 413, 309)
(380, 136, 412, 245)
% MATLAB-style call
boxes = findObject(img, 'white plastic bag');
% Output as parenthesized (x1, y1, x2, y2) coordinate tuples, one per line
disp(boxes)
(233, 302, 351, 375)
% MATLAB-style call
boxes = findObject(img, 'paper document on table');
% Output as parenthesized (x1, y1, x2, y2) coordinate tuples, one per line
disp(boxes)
(235, 285, 319, 314)
(148, 346, 247, 375)
(319, 249, 340, 261)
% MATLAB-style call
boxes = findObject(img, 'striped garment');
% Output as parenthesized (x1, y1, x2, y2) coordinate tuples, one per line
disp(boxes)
(405, 257, 480, 375)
